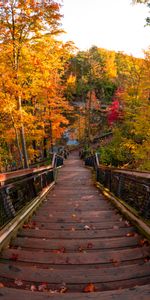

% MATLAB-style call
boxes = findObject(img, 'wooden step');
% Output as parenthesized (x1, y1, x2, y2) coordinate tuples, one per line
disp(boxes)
(1, 246, 150, 265)
(11, 235, 141, 250)
(1, 284, 150, 300)
(0, 262, 150, 284)
(18, 227, 136, 239)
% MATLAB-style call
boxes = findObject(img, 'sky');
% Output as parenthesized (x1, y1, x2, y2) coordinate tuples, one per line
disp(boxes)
(60, 0, 150, 58)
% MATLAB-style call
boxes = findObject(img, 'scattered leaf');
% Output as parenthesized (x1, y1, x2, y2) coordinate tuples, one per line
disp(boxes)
(138, 239, 149, 247)
(83, 283, 96, 293)
(38, 283, 48, 291)
(124, 220, 131, 227)
(52, 250, 61, 254)
(87, 243, 93, 249)
(71, 227, 75, 231)
(23, 224, 30, 229)
(110, 258, 120, 267)
(14, 279, 23, 286)
(0, 283, 4, 288)
(84, 225, 90, 230)
(78, 246, 84, 252)
(72, 214, 76, 218)
(52, 247, 66, 254)
(49, 289, 58, 294)
(30, 284, 37, 291)
(59, 287, 68, 293)
(126, 232, 135, 237)
(23, 221, 37, 229)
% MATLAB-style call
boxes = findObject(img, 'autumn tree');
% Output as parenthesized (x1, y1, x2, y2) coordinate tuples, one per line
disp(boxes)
(65, 46, 117, 144)
(0, 0, 63, 168)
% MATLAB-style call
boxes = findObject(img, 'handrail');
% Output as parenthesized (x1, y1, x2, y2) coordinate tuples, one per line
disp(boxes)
(0, 153, 63, 229)
(84, 153, 150, 219)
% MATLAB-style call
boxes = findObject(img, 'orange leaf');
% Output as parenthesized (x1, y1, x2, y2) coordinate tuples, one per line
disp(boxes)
(139, 239, 149, 247)
(83, 283, 96, 293)
(0, 283, 4, 288)
(52, 249, 61, 254)
(87, 243, 93, 249)
(59, 287, 68, 293)
(110, 258, 120, 267)
(126, 232, 135, 237)
(78, 246, 84, 252)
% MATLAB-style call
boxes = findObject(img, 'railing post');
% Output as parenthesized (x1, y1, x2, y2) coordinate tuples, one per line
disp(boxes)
(117, 174, 124, 198)
(140, 185, 150, 219)
(1, 188, 16, 219)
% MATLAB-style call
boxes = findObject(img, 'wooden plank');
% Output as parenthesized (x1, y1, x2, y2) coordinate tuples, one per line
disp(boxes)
(1, 285, 150, 300)
(32, 214, 120, 223)
(18, 227, 136, 239)
(35, 210, 116, 218)
(1, 246, 150, 265)
(0, 262, 150, 283)
(11, 236, 141, 250)
(19, 221, 127, 230)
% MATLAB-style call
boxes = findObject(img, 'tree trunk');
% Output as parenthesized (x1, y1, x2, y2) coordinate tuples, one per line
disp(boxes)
(11, 113, 24, 168)
(18, 96, 29, 168)
(49, 120, 53, 153)
(43, 137, 47, 158)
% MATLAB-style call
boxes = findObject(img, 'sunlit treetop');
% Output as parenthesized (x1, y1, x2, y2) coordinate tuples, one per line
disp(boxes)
(0, 0, 63, 44)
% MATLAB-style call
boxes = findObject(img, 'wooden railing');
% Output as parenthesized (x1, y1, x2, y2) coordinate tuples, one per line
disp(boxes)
(84, 154, 150, 220)
(0, 154, 63, 229)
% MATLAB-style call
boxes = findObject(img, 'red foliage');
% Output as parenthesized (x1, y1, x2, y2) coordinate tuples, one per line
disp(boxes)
(107, 87, 124, 126)
(107, 100, 120, 125)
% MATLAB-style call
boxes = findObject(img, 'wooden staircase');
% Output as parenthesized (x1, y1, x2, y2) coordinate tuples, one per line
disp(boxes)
(0, 152, 150, 299)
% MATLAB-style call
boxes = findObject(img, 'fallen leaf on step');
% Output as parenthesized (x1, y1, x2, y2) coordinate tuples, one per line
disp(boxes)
(38, 283, 48, 291)
(87, 243, 93, 249)
(14, 279, 23, 286)
(110, 259, 120, 267)
(78, 246, 84, 252)
(52, 249, 61, 254)
(71, 227, 76, 231)
(59, 286, 68, 293)
(124, 220, 131, 227)
(138, 239, 149, 247)
(0, 283, 4, 288)
(83, 283, 96, 293)
(30, 284, 37, 291)
(84, 225, 90, 230)
(126, 232, 135, 237)
(49, 289, 58, 294)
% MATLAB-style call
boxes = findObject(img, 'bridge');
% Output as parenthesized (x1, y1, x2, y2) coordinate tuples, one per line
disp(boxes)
(0, 151, 150, 299)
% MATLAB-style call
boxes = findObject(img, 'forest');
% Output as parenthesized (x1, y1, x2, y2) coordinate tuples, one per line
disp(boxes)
(0, 0, 150, 172)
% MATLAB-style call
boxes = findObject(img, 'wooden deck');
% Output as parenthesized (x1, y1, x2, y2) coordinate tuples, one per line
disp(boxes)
(0, 152, 150, 299)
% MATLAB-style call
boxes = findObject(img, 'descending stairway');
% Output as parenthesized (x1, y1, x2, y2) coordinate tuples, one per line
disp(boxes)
(0, 151, 150, 299)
